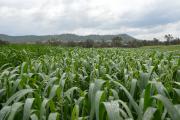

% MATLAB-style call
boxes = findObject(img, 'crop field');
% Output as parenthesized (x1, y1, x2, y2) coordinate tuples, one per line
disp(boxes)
(0, 45, 180, 120)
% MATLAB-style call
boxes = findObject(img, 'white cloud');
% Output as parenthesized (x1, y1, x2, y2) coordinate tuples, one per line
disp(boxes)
(0, 0, 180, 40)
(134, 21, 180, 40)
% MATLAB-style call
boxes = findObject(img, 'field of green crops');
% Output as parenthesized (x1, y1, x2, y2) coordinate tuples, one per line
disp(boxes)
(0, 45, 180, 120)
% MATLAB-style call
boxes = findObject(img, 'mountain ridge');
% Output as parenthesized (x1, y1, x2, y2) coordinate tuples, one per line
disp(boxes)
(0, 33, 138, 43)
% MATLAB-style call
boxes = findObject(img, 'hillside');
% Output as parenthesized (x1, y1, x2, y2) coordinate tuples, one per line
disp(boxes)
(0, 34, 137, 43)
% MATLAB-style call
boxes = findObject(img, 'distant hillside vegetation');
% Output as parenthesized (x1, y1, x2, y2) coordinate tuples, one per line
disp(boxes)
(0, 34, 137, 43)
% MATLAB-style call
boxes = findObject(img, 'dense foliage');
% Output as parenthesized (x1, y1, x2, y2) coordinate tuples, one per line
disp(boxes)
(0, 45, 180, 120)
(0, 39, 9, 45)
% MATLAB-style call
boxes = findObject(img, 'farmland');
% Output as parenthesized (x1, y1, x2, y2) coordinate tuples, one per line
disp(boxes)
(0, 45, 180, 120)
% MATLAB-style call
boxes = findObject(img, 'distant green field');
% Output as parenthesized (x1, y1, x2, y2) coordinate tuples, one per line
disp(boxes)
(0, 45, 180, 120)
(142, 45, 180, 51)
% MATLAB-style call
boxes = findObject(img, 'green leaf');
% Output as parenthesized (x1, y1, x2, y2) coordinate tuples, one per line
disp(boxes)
(117, 100, 133, 119)
(40, 98, 50, 120)
(5, 89, 34, 105)
(130, 79, 137, 98)
(144, 84, 153, 111)
(0, 89, 5, 97)
(138, 72, 150, 91)
(59, 73, 66, 89)
(65, 87, 80, 103)
(95, 91, 105, 120)
(154, 82, 169, 97)
(110, 89, 119, 100)
(89, 79, 105, 120)
(142, 107, 156, 120)
(43, 77, 57, 96)
(8, 102, 23, 120)
(111, 80, 142, 119)
(23, 98, 35, 120)
(49, 85, 59, 99)
(103, 101, 123, 120)
(30, 114, 38, 120)
(174, 88, 180, 97)
(48, 112, 58, 120)
(174, 82, 180, 86)
(174, 105, 180, 115)
(0, 106, 11, 120)
(153, 94, 180, 120)
(71, 104, 79, 120)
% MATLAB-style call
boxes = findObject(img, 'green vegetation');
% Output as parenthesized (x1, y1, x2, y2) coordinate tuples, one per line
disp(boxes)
(0, 45, 180, 120)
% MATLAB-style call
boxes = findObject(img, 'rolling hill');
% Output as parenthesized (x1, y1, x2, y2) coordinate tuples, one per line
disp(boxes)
(0, 34, 137, 43)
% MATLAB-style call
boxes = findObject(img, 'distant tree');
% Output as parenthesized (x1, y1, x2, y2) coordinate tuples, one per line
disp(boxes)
(35, 41, 43, 45)
(0, 39, 9, 45)
(47, 37, 63, 46)
(170, 37, 180, 45)
(153, 38, 160, 45)
(84, 39, 94, 48)
(67, 40, 76, 47)
(100, 39, 109, 47)
(153, 38, 159, 42)
(164, 34, 174, 45)
(112, 37, 123, 47)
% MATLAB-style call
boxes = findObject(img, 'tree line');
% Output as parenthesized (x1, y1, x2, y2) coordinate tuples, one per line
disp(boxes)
(0, 39, 9, 45)
(1, 34, 180, 47)
(46, 34, 180, 48)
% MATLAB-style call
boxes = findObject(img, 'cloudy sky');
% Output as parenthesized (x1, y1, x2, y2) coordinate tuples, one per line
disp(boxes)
(0, 0, 180, 40)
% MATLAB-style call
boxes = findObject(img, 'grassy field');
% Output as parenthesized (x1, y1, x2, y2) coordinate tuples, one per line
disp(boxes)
(0, 45, 180, 120)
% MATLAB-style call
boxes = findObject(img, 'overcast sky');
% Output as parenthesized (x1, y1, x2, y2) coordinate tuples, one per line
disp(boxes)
(0, 0, 180, 40)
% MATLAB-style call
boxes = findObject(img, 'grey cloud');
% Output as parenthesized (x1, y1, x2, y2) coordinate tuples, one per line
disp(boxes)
(0, 0, 180, 39)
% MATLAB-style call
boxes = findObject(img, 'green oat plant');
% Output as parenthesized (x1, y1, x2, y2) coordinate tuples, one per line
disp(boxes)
(0, 45, 180, 120)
